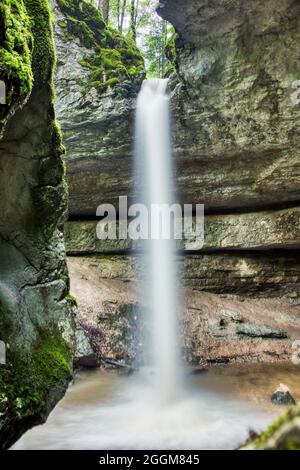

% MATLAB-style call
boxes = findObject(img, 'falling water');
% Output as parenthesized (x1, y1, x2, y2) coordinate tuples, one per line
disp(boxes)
(135, 78, 180, 401)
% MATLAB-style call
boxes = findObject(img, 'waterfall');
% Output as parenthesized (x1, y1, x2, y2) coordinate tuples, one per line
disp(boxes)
(135, 78, 180, 402)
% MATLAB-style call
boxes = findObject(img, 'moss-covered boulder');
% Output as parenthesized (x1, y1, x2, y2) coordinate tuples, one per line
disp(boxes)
(241, 404, 300, 450)
(0, 0, 75, 449)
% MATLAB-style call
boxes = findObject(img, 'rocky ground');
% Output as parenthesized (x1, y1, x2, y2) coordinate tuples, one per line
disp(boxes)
(68, 256, 300, 367)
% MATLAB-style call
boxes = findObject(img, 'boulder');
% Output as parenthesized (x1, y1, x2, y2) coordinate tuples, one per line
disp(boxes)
(271, 384, 297, 405)
(236, 324, 288, 339)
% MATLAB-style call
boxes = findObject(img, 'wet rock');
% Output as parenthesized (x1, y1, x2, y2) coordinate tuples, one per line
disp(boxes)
(68, 256, 300, 366)
(219, 309, 244, 324)
(189, 367, 208, 375)
(271, 384, 297, 406)
(65, 208, 300, 254)
(236, 324, 288, 339)
(158, 0, 300, 212)
(103, 358, 136, 374)
(74, 327, 100, 368)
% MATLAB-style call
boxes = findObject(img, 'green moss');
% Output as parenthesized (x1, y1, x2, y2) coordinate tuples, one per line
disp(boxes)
(0, 331, 72, 447)
(57, 19, 67, 29)
(57, 0, 144, 94)
(24, 0, 56, 87)
(65, 15, 95, 48)
(242, 403, 300, 449)
(66, 294, 78, 308)
(57, 0, 105, 47)
(165, 31, 177, 77)
(105, 77, 120, 87)
(53, 118, 65, 155)
(0, 0, 33, 133)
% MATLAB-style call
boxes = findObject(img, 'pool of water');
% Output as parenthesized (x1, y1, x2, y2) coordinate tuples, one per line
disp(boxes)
(12, 363, 300, 450)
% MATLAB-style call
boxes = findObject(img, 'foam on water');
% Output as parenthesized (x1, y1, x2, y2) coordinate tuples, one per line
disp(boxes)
(13, 370, 274, 450)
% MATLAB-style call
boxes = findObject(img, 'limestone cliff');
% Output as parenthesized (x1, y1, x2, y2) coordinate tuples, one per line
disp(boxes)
(157, 0, 300, 210)
(62, 0, 300, 299)
(60, 0, 300, 215)
(53, 0, 144, 217)
(0, 0, 74, 449)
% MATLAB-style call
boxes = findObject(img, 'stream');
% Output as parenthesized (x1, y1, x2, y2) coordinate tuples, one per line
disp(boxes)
(13, 363, 300, 450)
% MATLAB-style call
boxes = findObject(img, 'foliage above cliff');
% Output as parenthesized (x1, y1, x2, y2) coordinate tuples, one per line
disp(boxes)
(57, 0, 144, 93)
(0, 0, 33, 135)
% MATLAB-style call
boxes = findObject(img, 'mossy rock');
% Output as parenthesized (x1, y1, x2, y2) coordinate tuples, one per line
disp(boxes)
(0, 331, 72, 449)
(0, 0, 33, 136)
(241, 404, 300, 450)
(56, 0, 144, 94)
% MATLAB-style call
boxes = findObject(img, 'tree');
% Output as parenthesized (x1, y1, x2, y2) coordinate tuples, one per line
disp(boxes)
(119, 0, 127, 32)
(130, 0, 139, 43)
(98, 0, 110, 22)
(100, 0, 174, 77)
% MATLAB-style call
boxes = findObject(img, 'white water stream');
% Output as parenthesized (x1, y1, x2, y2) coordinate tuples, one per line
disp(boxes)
(135, 78, 180, 401)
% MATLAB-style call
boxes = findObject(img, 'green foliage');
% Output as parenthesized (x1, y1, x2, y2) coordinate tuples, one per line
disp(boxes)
(24, 0, 56, 86)
(108, 0, 174, 78)
(66, 294, 78, 307)
(57, 0, 144, 93)
(0, 0, 33, 131)
(164, 31, 177, 76)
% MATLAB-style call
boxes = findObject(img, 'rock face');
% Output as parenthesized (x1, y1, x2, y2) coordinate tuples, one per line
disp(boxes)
(59, 0, 300, 215)
(0, 0, 75, 449)
(57, 0, 300, 372)
(58, 0, 300, 302)
(158, 0, 300, 211)
(271, 384, 297, 406)
(65, 251, 300, 299)
(68, 256, 300, 366)
(52, 0, 144, 217)
(157, 0, 300, 450)
(65, 206, 300, 253)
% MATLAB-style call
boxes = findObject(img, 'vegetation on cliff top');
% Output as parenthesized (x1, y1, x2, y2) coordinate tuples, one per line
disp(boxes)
(57, 0, 144, 93)
(94, 0, 175, 78)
